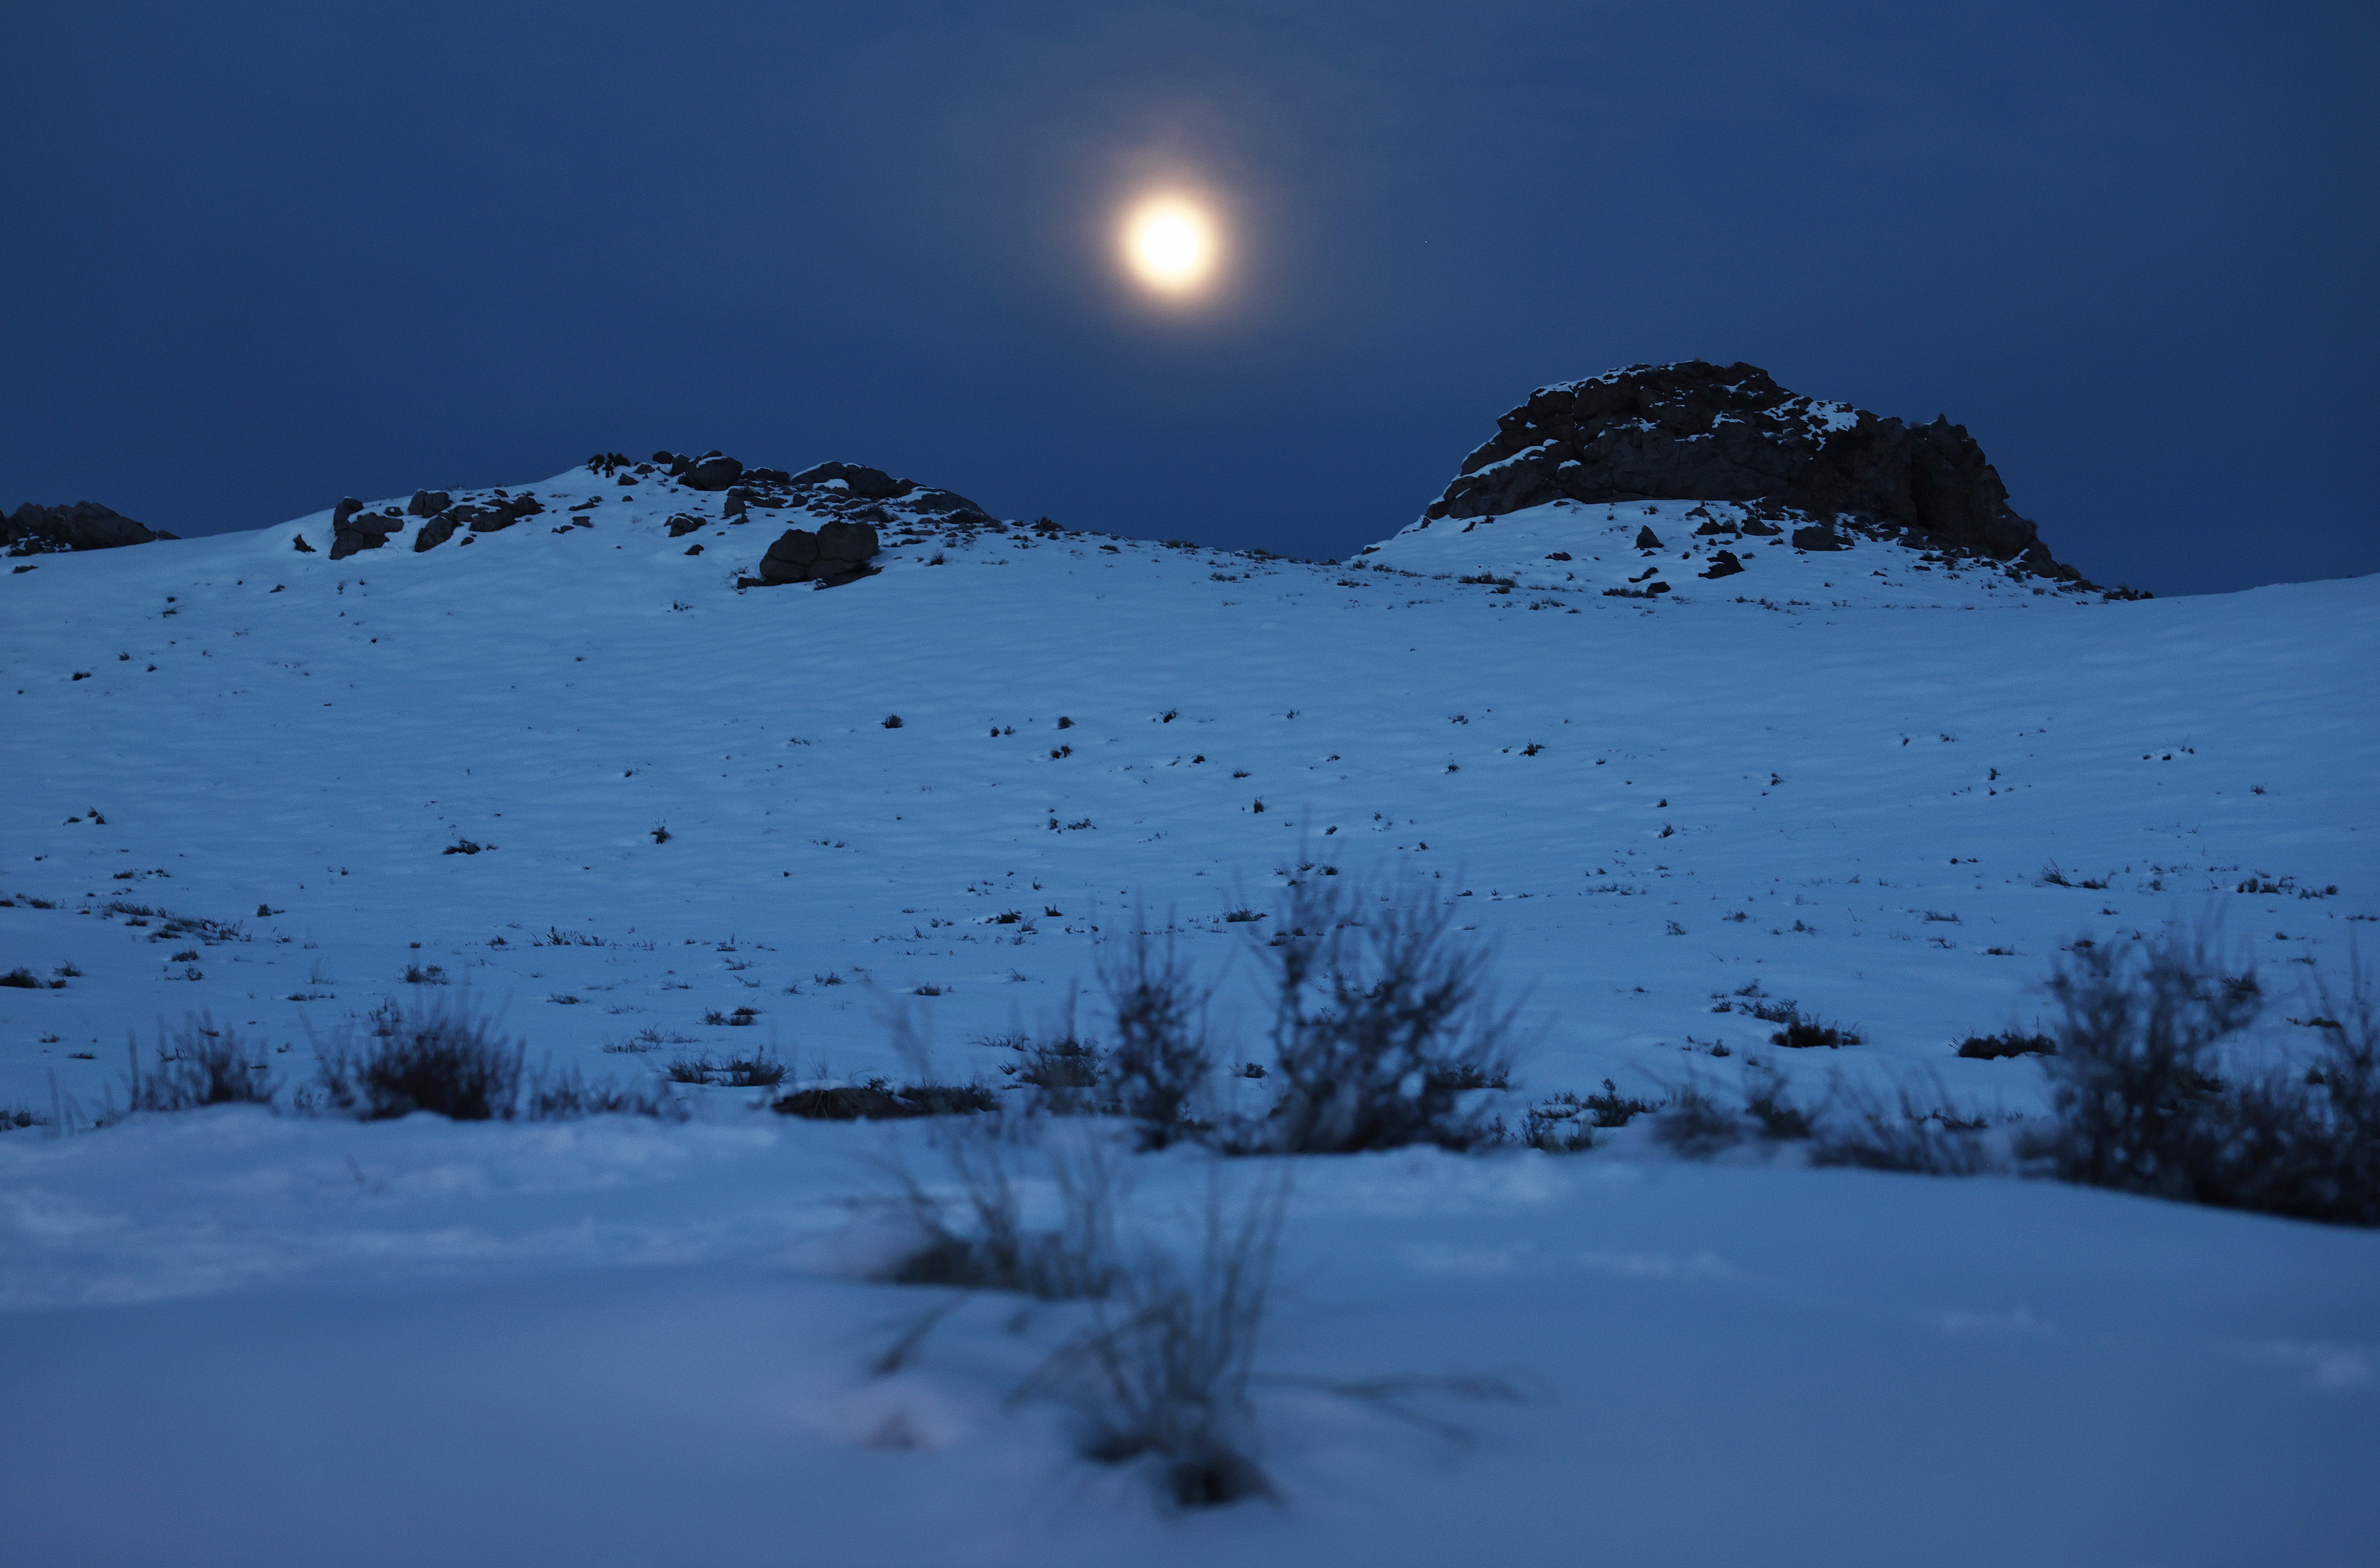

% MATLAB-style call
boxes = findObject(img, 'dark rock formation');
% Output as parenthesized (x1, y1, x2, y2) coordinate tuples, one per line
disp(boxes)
(756, 519, 879, 587)
(4, 500, 175, 555)
(1701, 550, 1745, 579)
(1422, 361, 2074, 576)
(319, 489, 544, 557)
(904, 487, 990, 519)
(441, 493, 545, 536)
(329, 498, 407, 560)
(788, 461, 909, 500)
(683, 453, 744, 491)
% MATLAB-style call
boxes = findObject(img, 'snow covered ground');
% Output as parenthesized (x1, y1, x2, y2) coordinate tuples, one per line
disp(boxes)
(3, 461, 2375, 1563)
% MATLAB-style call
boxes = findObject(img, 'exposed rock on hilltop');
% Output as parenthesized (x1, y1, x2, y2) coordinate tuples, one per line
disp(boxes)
(1424, 361, 2077, 579)
(281, 448, 1006, 588)
(4, 500, 175, 555)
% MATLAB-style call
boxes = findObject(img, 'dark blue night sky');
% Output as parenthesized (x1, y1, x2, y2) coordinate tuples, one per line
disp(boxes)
(5, 1, 2373, 594)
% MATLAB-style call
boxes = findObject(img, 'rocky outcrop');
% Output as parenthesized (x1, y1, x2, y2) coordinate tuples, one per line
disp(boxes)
(3, 501, 175, 555)
(756, 519, 880, 587)
(1423, 361, 2075, 576)
(323, 489, 542, 557)
(682, 454, 744, 491)
(328, 499, 406, 560)
(789, 461, 908, 500)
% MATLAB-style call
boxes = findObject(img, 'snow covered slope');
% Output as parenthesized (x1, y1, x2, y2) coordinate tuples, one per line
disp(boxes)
(2, 454, 2376, 1565)
(1364, 495, 2079, 608)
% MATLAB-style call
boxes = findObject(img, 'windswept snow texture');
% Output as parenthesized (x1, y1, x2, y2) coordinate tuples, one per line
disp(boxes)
(2, 462, 2376, 1565)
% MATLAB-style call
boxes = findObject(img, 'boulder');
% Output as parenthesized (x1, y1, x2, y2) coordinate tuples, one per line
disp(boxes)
(450, 493, 544, 534)
(1633, 525, 1663, 550)
(406, 489, 451, 517)
(1701, 550, 1745, 579)
(757, 519, 879, 586)
(788, 461, 911, 500)
(1421, 361, 2071, 573)
(3, 500, 173, 554)
(328, 498, 406, 560)
(666, 514, 706, 538)
(905, 487, 989, 518)
(413, 514, 459, 552)
(453, 506, 511, 534)
(683, 454, 745, 491)
(757, 528, 820, 584)
(1790, 524, 1846, 551)
(816, 519, 877, 563)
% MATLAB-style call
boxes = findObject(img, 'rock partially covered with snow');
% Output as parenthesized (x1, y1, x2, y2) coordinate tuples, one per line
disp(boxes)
(3, 500, 175, 555)
(1423, 361, 2071, 576)
(327, 498, 404, 560)
(756, 518, 880, 587)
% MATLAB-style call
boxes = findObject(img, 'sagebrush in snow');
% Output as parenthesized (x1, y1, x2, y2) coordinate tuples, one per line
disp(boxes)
(127, 1014, 278, 1111)
(1255, 876, 1518, 1153)
(1099, 923, 1217, 1145)
(877, 1120, 1120, 1300)
(316, 996, 526, 1120)
(1810, 1081, 1998, 1175)
(2025, 931, 2380, 1225)
(1650, 1077, 1744, 1158)
(522, 1064, 687, 1121)
(2025, 928, 2258, 1200)
(1015, 1164, 1289, 1509)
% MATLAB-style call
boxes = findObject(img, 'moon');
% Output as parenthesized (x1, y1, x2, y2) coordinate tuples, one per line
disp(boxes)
(1121, 195, 1218, 297)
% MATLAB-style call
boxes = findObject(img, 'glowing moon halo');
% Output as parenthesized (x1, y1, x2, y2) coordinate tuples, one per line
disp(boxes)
(1122, 195, 1217, 296)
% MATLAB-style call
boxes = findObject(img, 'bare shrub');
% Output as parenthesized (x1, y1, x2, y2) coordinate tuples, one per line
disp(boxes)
(1768, 1009, 1862, 1049)
(2024, 927, 2258, 1201)
(878, 1122, 1120, 1300)
(1521, 1078, 1661, 1152)
(1521, 1096, 1599, 1152)
(1740, 1065, 1815, 1141)
(1255, 876, 1517, 1153)
(522, 1064, 687, 1120)
(1651, 1078, 1744, 1158)
(717, 1050, 786, 1087)
(1016, 1165, 1289, 1508)
(1100, 923, 1217, 1145)
(316, 996, 525, 1120)
(127, 1014, 279, 1111)
(2017, 929, 2378, 1224)
(984, 1026, 1111, 1116)
(1812, 1080, 1998, 1175)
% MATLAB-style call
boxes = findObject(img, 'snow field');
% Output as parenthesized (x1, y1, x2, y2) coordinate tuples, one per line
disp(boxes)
(2, 464, 2375, 1562)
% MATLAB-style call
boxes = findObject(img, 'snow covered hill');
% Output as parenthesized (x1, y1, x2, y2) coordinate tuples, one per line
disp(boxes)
(3, 433, 2376, 1565)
